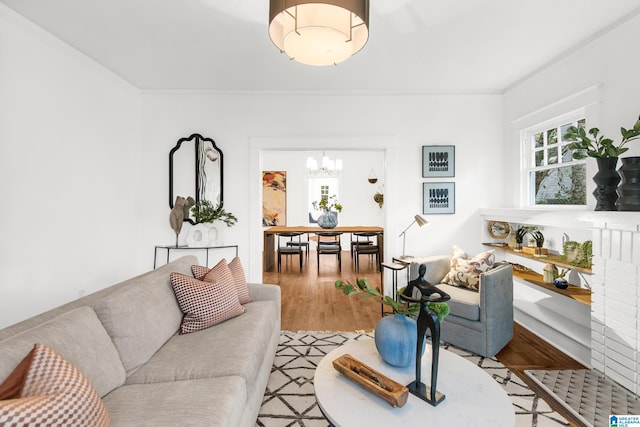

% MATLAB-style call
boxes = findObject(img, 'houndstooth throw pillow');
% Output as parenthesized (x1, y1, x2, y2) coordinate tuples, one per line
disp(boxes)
(0, 343, 110, 426)
(191, 258, 251, 304)
(170, 272, 245, 334)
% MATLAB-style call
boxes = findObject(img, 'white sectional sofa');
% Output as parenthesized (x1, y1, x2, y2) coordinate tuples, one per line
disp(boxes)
(0, 255, 281, 426)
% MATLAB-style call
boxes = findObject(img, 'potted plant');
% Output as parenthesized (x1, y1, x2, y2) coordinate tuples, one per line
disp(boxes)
(335, 278, 449, 367)
(191, 200, 238, 226)
(563, 240, 581, 263)
(335, 278, 450, 321)
(565, 116, 640, 210)
(187, 200, 238, 246)
(554, 268, 569, 289)
(312, 195, 343, 228)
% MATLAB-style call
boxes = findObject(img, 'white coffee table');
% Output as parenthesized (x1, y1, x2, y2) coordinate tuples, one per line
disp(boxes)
(314, 338, 515, 426)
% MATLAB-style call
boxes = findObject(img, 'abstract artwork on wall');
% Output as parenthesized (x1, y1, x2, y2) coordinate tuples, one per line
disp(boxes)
(262, 171, 286, 226)
(423, 182, 455, 214)
(422, 145, 455, 178)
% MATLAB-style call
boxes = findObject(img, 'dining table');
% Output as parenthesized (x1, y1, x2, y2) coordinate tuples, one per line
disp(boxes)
(263, 225, 384, 272)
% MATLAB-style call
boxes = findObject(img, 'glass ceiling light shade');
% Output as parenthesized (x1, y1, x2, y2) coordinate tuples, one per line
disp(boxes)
(268, 0, 370, 66)
(307, 152, 342, 175)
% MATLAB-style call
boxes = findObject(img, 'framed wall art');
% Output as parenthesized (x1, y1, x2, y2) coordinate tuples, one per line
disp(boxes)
(422, 145, 455, 178)
(262, 171, 286, 226)
(423, 182, 455, 214)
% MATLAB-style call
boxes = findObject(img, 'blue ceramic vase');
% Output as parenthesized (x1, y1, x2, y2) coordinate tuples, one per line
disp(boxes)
(374, 314, 421, 368)
(317, 211, 338, 229)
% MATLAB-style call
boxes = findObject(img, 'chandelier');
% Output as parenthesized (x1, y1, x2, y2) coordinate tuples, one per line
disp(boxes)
(306, 152, 343, 175)
(268, 0, 370, 67)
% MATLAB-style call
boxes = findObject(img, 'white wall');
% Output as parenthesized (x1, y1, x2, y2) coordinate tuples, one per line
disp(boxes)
(0, 3, 505, 326)
(503, 13, 640, 208)
(139, 93, 503, 283)
(0, 5, 141, 327)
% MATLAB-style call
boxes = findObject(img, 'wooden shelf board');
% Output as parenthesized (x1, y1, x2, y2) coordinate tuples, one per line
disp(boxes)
(513, 270, 591, 306)
(483, 243, 592, 274)
(483, 243, 591, 305)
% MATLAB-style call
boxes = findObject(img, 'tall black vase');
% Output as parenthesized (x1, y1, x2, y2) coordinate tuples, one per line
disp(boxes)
(593, 157, 620, 211)
(615, 156, 640, 211)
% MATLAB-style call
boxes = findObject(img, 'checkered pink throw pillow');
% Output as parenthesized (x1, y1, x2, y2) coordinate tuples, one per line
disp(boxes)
(170, 272, 245, 334)
(191, 258, 252, 304)
(0, 343, 109, 426)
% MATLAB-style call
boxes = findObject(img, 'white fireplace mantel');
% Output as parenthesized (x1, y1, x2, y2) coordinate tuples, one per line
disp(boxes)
(480, 208, 640, 394)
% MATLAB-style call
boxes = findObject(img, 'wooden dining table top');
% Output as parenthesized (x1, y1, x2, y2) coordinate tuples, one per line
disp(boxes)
(263, 225, 384, 234)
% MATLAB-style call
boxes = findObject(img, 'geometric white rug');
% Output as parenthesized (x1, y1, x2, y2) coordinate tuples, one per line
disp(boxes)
(257, 332, 569, 426)
(526, 369, 640, 427)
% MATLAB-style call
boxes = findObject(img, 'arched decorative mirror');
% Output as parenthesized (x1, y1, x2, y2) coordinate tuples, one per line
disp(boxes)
(169, 133, 223, 224)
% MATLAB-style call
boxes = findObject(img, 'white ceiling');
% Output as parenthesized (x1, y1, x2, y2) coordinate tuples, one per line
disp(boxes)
(3, 0, 640, 93)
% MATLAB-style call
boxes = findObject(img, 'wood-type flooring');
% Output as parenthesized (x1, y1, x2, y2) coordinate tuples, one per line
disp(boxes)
(263, 250, 587, 426)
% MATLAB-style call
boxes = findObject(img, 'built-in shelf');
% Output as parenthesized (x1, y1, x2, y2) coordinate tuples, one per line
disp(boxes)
(483, 243, 592, 274)
(483, 243, 592, 306)
(512, 269, 591, 306)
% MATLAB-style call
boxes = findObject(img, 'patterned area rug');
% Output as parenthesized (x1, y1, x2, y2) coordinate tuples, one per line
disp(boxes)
(256, 331, 568, 427)
(526, 369, 640, 427)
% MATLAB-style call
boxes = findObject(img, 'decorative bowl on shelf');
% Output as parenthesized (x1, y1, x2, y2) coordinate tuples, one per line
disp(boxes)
(554, 278, 569, 289)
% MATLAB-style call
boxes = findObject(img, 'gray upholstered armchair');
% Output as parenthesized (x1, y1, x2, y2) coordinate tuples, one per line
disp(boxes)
(408, 255, 514, 357)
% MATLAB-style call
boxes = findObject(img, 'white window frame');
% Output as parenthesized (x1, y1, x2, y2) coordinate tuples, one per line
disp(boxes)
(521, 110, 587, 207)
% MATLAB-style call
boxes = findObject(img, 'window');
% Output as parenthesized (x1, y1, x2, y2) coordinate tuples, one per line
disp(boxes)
(320, 185, 329, 203)
(308, 177, 339, 217)
(524, 117, 587, 205)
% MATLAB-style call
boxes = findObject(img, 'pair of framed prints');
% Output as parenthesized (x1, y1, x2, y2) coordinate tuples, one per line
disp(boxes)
(422, 145, 455, 214)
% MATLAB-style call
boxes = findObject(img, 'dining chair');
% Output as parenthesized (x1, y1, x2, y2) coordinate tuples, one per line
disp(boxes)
(350, 231, 373, 261)
(353, 232, 381, 272)
(277, 232, 303, 272)
(286, 232, 310, 259)
(316, 231, 342, 273)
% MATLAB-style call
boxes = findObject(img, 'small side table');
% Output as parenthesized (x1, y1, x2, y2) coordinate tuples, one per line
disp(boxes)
(381, 262, 407, 315)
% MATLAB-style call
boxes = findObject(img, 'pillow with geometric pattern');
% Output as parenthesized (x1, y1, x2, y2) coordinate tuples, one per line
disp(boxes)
(170, 272, 245, 334)
(0, 343, 110, 426)
(191, 257, 251, 304)
(441, 245, 495, 291)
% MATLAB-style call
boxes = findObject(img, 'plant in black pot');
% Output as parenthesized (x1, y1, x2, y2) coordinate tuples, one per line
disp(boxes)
(554, 269, 569, 289)
(615, 117, 640, 211)
(566, 116, 640, 210)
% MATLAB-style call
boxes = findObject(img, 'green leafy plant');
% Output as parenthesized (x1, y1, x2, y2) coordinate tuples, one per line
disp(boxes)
(190, 200, 238, 227)
(335, 278, 450, 322)
(312, 195, 343, 212)
(562, 241, 581, 262)
(566, 116, 640, 159)
(560, 240, 592, 269)
(572, 240, 593, 269)
(555, 268, 568, 279)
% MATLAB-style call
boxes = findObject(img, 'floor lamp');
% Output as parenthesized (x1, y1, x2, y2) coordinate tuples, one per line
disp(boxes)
(399, 214, 429, 259)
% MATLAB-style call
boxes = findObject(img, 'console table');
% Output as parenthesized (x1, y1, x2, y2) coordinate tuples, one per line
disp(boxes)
(263, 226, 384, 272)
(154, 245, 238, 268)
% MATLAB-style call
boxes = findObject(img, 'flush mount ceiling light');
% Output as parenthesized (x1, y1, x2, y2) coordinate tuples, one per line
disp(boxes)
(268, 0, 369, 66)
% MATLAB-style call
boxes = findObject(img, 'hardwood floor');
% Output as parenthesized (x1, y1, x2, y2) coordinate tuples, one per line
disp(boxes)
(263, 250, 587, 426)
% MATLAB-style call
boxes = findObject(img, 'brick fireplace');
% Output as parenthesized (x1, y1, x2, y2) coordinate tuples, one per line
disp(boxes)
(590, 215, 640, 394)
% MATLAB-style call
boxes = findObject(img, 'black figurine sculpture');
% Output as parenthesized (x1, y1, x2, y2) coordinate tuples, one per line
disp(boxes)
(400, 264, 451, 406)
